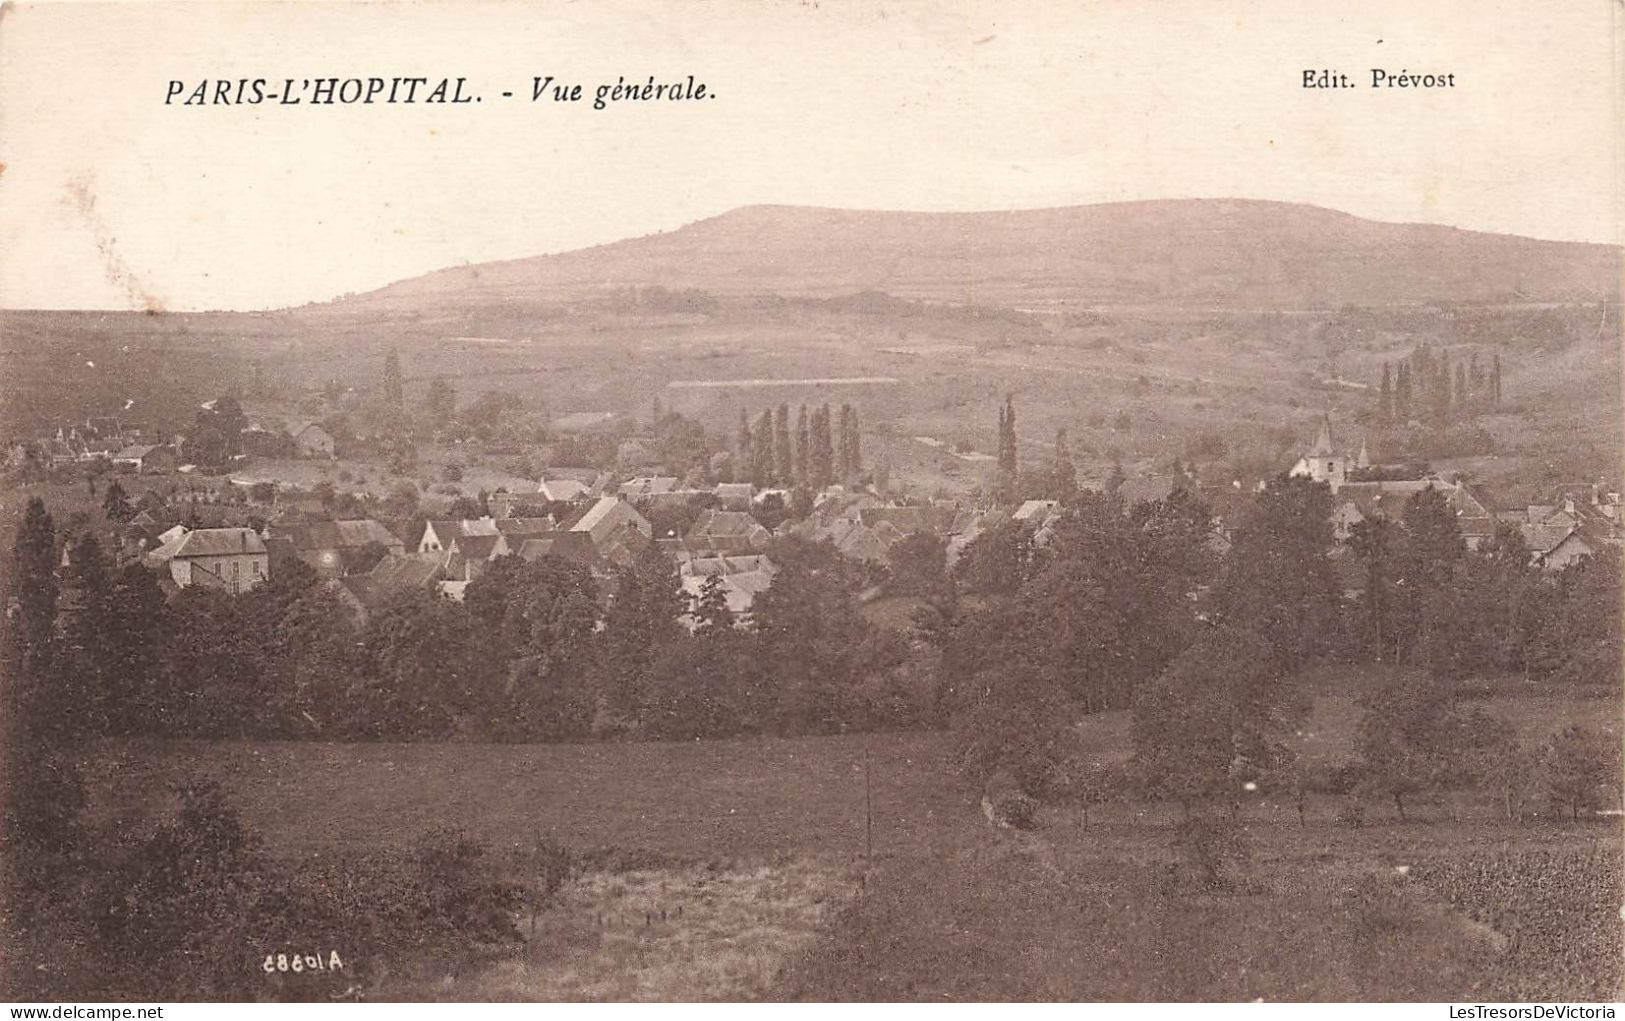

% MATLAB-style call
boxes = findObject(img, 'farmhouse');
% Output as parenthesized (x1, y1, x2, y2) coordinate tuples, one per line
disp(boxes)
(145, 527, 269, 594)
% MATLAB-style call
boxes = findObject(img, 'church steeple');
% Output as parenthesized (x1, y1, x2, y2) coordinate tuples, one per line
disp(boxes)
(1290, 413, 1349, 491)
(1310, 413, 1335, 457)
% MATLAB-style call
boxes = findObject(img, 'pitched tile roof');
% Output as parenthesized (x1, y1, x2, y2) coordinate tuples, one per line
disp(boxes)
(148, 527, 266, 560)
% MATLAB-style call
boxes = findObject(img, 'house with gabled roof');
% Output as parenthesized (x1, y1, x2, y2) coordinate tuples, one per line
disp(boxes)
(418, 517, 500, 553)
(333, 551, 450, 625)
(571, 497, 653, 548)
(685, 509, 770, 549)
(537, 478, 591, 503)
(145, 527, 269, 593)
(112, 443, 175, 473)
(444, 532, 511, 582)
(517, 531, 598, 566)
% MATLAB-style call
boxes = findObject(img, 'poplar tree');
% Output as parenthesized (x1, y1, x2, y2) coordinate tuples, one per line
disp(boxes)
(794, 404, 811, 487)
(1378, 363, 1393, 424)
(810, 404, 834, 489)
(382, 347, 404, 407)
(735, 408, 752, 482)
(751, 411, 775, 487)
(1053, 428, 1076, 496)
(774, 404, 793, 486)
(996, 394, 1019, 496)
(845, 404, 858, 481)
(846, 405, 862, 477)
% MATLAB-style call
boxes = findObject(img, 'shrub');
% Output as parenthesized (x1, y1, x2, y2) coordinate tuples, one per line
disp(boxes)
(86, 781, 267, 998)
(79, 788, 531, 1000)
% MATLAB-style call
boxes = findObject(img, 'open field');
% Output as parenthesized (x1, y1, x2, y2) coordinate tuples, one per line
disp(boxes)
(80, 731, 961, 862)
(67, 679, 1621, 1001)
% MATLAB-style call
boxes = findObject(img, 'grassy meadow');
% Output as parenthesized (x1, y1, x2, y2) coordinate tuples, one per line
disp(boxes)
(72, 676, 1621, 1002)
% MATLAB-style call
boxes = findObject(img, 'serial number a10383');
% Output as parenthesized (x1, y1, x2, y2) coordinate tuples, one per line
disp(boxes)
(262, 951, 345, 974)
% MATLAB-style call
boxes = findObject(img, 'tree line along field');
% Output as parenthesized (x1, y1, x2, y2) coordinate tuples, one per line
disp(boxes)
(62, 673, 1620, 1001)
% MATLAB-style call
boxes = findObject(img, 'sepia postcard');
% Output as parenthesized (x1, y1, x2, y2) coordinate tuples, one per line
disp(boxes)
(0, 0, 1620, 1008)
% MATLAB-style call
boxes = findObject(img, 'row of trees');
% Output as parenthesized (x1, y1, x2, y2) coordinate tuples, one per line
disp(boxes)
(1376, 343, 1502, 426)
(736, 402, 862, 489)
(4, 497, 931, 747)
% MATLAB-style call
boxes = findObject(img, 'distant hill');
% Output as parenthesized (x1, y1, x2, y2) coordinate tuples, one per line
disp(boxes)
(337, 199, 1620, 312)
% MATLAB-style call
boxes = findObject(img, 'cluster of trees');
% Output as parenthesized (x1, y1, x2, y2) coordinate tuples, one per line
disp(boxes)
(182, 394, 249, 469)
(3, 498, 932, 748)
(737, 402, 862, 490)
(1344, 488, 1619, 685)
(939, 473, 1619, 830)
(1377, 343, 1502, 426)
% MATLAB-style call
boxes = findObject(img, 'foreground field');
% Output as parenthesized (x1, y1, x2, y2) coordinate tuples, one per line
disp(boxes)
(74, 682, 1621, 1002)
(81, 731, 959, 862)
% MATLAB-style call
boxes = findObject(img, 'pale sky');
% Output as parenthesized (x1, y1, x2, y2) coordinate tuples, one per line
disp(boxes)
(0, 0, 1619, 311)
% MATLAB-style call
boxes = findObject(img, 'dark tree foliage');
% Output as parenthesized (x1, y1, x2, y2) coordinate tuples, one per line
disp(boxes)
(1133, 624, 1300, 809)
(360, 590, 492, 738)
(2, 499, 85, 907)
(750, 410, 776, 488)
(1353, 670, 1498, 820)
(1539, 725, 1616, 820)
(597, 543, 685, 729)
(1212, 474, 1339, 671)
(794, 404, 811, 487)
(750, 537, 877, 733)
(1537, 550, 1622, 686)
(952, 518, 1033, 596)
(101, 479, 133, 523)
(773, 404, 793, 486)
(809, 404, 834, 489)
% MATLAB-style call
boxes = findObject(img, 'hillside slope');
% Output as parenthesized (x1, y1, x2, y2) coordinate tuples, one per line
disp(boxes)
(340, 199, 1620, 312)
